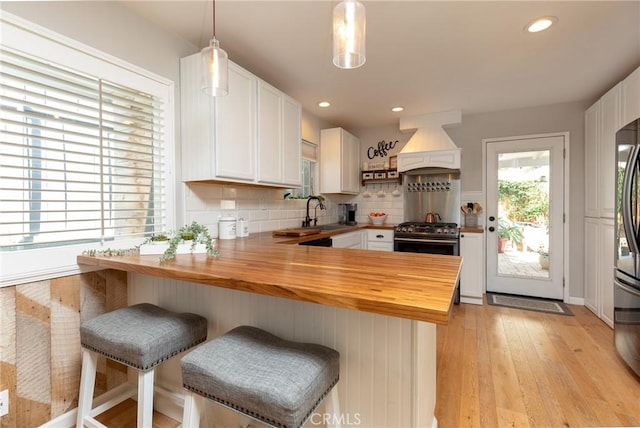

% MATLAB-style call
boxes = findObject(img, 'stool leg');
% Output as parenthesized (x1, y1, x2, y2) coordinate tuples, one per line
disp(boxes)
(137, 369, 155, 428)
(76, 349, 98, 428)
(324, 386, 342, 428)
(182, 390, 202, 428)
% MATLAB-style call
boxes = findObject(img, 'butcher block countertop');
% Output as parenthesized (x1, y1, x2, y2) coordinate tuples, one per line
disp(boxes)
(77, 226, 461, 325)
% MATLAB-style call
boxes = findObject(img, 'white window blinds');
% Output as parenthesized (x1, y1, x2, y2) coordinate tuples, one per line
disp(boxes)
(0, 47, 166, 251)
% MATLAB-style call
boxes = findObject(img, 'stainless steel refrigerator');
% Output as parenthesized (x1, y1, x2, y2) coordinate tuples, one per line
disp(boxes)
(614, 118, 640, 377)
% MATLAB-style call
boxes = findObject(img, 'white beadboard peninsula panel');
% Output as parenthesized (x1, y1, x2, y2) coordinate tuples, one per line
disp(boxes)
(128, 273, 418, 427)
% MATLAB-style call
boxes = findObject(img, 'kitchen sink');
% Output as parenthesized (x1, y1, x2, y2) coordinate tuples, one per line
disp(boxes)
(316, 224, 352, 231)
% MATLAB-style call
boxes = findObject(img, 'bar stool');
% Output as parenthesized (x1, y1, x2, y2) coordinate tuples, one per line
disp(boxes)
(76, 303, 207, 428)
(181, 325, 341, 428)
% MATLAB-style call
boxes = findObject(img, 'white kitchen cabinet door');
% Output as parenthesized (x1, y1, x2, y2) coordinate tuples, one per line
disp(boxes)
(622, 66, 640, 127)
(584, 217, 599, 315)
(584, 103, 600, 218)
(320, 128, 360, 194)
(599, 218, 615, 328)
(459, 232, 484, 305)
(257, 82, 302, 186)
(598, 84, 621, 219)
(181, 54, 256, 182)
(257, 81, 283, 184)
(215, 63, 257, 181)
(332, 231, 363, 249)
(281, 94, 302, 186)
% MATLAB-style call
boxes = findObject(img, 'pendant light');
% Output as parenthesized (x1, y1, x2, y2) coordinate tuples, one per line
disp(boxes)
(201, 0, 228, 96)
(332, 0, 366, 69)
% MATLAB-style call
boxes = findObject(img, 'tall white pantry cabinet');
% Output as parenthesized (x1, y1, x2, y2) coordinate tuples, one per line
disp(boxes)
(584, 65, 640, 328)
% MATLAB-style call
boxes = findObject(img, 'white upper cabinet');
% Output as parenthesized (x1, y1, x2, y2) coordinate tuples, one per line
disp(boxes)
(320, 127, 360, 194)
(257, 81, 283, 184)
(257, 81, 302, 186)
(584, 82, 621, 219)
(180, 52, 301, 187)
(215, 63, 257, 181)
(598, 83, 621, 219)
(282, 95, 302, 186)
(622, 66, 640, 126)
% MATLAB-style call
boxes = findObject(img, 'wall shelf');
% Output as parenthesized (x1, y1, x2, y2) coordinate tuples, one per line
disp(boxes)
(361, 169, 402, 186)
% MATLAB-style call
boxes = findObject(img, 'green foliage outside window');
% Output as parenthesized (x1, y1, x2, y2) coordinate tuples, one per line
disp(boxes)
(498, 180, 549, 224)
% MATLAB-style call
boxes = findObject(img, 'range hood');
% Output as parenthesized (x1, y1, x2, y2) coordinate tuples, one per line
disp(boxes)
(397, 110, 461, 172)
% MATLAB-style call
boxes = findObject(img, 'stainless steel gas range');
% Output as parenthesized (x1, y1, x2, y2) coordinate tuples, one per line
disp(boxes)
(394, 221, 461, 303)
(394, 222, 460, 255)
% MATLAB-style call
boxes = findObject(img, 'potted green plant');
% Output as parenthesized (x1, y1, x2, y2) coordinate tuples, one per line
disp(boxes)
(140, 221, 218, 262)
(497, 219, 523, 253)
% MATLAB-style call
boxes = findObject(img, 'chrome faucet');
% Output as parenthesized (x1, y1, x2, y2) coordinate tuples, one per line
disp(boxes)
(303, 196, 326, 227)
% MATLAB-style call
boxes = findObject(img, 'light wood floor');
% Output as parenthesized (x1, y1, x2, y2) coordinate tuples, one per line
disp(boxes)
(436, 301, 640, 427)
(98, 301, 640, 428)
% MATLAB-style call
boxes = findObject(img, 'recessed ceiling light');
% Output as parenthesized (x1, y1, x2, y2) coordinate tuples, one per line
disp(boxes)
(318, 101, 331, 108)
(391, 106, 404, 112)
(525, 16, 558, 33)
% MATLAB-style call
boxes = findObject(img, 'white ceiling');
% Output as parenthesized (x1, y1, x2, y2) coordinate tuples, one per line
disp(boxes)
(121, 1, 640, 129)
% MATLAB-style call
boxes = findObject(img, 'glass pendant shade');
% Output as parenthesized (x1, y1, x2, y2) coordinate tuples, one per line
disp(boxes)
(201, 38, 229, 96)
(333, 0, 366, 69)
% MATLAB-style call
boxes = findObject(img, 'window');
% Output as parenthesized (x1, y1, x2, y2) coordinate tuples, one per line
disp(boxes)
(286, 140, 317, 198)
(0, 48, 166, 251)
(0, 13, 173, 286)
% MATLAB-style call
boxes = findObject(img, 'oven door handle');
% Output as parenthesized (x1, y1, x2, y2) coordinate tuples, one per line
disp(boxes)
(394, 237, 459, 244)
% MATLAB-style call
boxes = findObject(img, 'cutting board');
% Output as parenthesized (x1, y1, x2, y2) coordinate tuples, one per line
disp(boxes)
(272, 228, 321, 237)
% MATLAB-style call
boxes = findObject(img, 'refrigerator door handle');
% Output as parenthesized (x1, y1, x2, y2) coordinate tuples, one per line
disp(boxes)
(622, 145, 640, 256)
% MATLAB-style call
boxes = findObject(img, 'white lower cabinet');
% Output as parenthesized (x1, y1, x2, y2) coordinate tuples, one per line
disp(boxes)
(366, 229, 394, 251)
(332, 231, 363, 249)
(584, 217, 614, 328)
(459, 232, 484, 305)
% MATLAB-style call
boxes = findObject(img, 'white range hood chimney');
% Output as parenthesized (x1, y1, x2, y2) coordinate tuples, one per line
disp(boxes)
(397, 110, 462, 172)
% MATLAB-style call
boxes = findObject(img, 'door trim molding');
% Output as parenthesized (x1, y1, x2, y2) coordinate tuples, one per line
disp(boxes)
(482, 132, 570, 302)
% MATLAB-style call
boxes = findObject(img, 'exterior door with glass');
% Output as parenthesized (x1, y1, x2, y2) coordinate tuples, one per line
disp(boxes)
(485, 134, 565, 300)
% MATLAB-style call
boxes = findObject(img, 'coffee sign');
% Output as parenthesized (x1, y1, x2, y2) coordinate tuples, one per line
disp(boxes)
(367, 140, 398, 160)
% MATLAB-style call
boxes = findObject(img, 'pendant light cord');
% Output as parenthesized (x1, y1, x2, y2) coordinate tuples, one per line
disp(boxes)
(212, 0, 216, 38)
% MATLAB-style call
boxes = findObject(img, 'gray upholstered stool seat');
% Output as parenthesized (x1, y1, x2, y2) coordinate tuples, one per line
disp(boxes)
(76, 303, 207, 428)
(181, 325, 340, 428)
(80, 302, 208, 370)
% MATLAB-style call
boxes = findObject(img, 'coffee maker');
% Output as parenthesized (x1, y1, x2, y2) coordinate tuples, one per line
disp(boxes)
(339, 203, 358, 225)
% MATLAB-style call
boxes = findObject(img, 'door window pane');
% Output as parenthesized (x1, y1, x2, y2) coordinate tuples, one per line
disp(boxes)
(497, 150, 550, 279)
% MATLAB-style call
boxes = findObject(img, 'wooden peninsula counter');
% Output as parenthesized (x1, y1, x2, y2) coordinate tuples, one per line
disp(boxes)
(77, 229, 461, 427)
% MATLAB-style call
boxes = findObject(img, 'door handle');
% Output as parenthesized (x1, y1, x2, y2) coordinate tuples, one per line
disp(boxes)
(622, 145, 640, 256)
(488, 226, 495, 232)
(489, 216, 495, 222)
